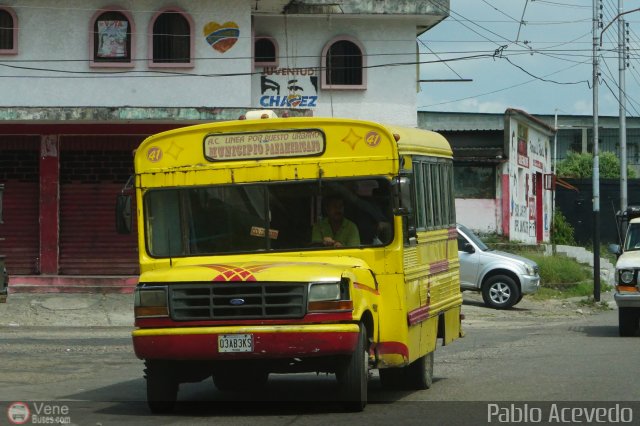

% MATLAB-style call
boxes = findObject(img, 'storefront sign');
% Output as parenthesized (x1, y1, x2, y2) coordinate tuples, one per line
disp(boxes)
(204, 130, 325, 161)
(517, 125, 529, 168)
(517, 140, 529, 168)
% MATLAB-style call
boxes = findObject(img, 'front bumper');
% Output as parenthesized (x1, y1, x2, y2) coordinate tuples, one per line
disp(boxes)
(132, 323, 360, 360)
(614, 291, 640, 308)
(520, 275, 541, 295)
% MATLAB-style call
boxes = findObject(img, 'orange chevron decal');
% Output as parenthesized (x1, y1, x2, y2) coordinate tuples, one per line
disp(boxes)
(353, 282, 379, 295)
(205, 264, 273, 282)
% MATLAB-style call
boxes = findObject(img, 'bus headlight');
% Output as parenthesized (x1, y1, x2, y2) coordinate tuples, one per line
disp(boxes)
(134, 285, 169, 318)
(308, 280, 352, 312)
(309, 282, 341, 302)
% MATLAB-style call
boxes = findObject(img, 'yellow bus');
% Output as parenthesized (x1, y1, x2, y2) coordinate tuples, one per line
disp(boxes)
(117, 113, 463, 412)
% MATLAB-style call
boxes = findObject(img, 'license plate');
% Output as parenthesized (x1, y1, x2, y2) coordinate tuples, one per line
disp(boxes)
(218, 334, 253, 353)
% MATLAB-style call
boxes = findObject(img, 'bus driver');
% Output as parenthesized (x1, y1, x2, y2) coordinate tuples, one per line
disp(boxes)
(311, 195, 360, 247)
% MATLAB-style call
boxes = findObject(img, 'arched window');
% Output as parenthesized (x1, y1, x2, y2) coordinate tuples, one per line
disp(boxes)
(150, 9, 193, 67)
(321, 36, 366, 89)
(254, 37, 278, 67)
(90, 9, 134, 67)
(0, 7, 18, 54)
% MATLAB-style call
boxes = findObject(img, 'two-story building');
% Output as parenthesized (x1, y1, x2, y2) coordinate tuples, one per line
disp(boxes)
(0, 0, 449, 291)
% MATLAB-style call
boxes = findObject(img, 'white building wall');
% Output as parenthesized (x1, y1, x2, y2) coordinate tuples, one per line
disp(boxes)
(252, 16, 418, 127)
(506, 116, 552, 244)
(455, 199, 498, 234)
(1, 0, 253, 108)
(3, 2, 419, 126)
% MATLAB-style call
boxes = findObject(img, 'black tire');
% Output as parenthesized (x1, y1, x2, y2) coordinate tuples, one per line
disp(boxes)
(337, 324, 369, 411)
(379, 351, 434, 390)
(145, 361, 179, 414)
(482, 275, 520, 309)
(405, 351, 434, 390)
(213, 368, 269, 392)
(619, 308, 639, 337)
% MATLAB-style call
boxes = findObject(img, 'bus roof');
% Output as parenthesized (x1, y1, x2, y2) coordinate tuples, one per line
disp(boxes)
(134, 117, 453, 178)
(386, 125, 453, 158)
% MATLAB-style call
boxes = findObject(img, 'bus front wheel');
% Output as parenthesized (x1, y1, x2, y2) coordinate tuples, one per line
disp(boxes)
(145, 361, 179, 414)
(337, 324, 369, 411)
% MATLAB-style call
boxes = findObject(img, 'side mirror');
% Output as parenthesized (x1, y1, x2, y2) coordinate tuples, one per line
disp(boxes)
(407, 225, 417, 247)
(115, 194, 132, 234)
(463, 242, 475, 254)
(392, 176, 412, 216)
(608, 243, 622, 257)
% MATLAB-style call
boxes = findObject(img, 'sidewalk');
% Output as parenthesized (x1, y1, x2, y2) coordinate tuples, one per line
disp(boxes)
(0, 293, 134, 327)
(1, 289, 617, 329)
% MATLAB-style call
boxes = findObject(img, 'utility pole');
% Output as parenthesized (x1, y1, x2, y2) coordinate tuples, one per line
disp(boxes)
(553, 110, 558, 252)
(593, 0, 601, 302)
(619, 0, 628, 216)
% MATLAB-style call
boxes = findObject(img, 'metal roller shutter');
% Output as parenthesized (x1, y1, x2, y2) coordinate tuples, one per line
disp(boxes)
(0, 137, 40, 275)
(59, 182, 138, 275)
(59, 136, 141, 275)
(1, 182, 40, 274)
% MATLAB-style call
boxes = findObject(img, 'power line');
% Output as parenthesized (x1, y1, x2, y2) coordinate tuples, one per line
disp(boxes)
(479, 0, 521, 23)
(418, 38, 465, 80)
(418, 59, 590, 109)
(530, 0, 590, 9)
(0, 51, 511, 79)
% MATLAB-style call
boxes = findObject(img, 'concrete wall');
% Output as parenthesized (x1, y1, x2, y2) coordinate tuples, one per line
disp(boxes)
(455, 198, 498, 233)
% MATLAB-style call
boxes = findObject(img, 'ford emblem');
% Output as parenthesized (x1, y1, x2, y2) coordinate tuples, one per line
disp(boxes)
(229, 298, 245, 306)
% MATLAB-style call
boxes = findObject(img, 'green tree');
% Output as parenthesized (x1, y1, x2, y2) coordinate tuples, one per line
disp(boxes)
(556, 151, 636, 178)
(551, 208, 575, 245)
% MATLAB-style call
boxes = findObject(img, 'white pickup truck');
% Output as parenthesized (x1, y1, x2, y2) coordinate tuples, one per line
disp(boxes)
(609, 207, 640, 336)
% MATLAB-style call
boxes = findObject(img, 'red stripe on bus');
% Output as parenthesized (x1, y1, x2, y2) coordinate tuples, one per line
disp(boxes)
(407, 305, 430, 326)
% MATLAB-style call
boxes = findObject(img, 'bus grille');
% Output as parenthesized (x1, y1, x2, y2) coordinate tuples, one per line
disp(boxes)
(169, 283, 307, 321)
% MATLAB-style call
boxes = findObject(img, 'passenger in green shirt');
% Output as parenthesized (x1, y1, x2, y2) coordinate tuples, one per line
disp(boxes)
(312, 195, 360, 247)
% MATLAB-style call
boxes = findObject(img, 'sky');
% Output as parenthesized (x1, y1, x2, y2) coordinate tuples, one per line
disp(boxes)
(417, 0, 640, 117)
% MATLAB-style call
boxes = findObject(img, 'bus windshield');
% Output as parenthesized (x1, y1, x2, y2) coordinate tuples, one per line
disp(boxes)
(144, 178, 394, 257)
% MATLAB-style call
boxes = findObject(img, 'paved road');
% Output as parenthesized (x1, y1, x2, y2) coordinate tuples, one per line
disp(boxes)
(1, 292, 639, 425)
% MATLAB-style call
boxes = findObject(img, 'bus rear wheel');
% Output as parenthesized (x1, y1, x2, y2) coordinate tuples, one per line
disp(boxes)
(405, 351, 434, 390)
(379, 351, 434, 390)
